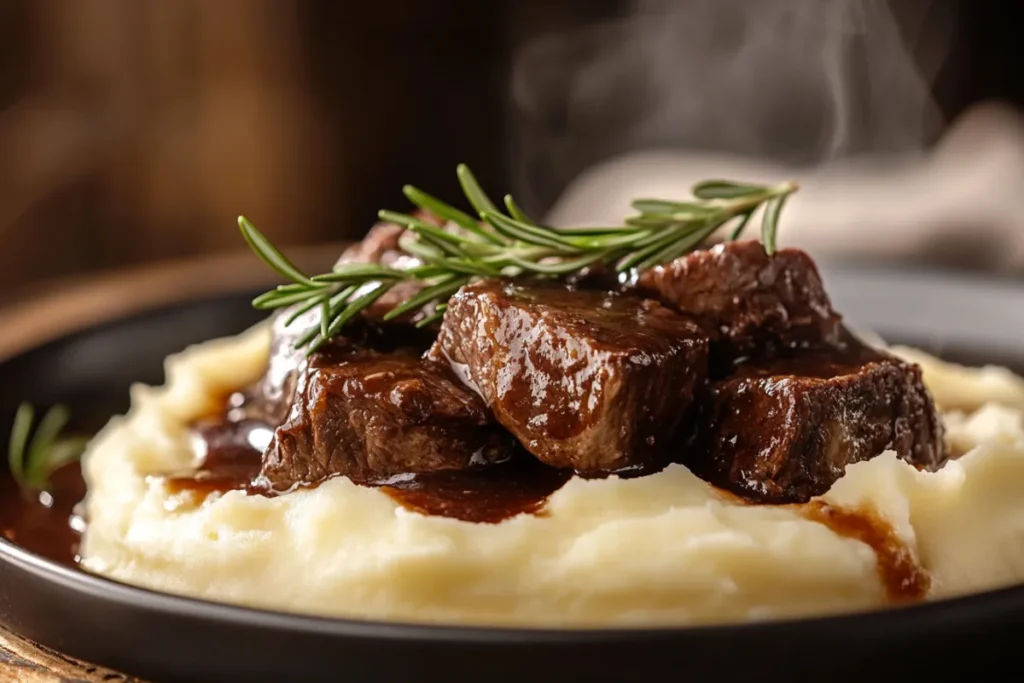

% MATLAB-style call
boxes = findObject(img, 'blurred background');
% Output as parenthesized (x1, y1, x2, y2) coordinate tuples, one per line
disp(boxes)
(2, 0, 1024, 304)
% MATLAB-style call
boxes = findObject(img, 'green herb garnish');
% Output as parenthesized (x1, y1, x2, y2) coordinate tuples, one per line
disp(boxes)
(241, 164, 797, 353)
(8, 403, 89, 494)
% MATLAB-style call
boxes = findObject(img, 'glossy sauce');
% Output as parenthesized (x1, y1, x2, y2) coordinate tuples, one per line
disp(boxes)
(708, 484, 930, 604)
(380, 459, 572, 524)
(711, 486, 929, 603)
(164, 418, 269, 497)
(723, 332, 884, 382)
(166, 416, 572, 524)
(0, 450, 933, 608)
(0, 334, 944, 600)
(801, 500, 930, 603)
(0, 464, 85, 568)
(167, 409, 934, 606)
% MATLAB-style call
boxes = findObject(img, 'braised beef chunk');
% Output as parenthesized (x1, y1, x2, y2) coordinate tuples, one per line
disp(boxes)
(632, 240, 946, 500)
(259, 349, 512, 490)
(220, 218, 948, 510)
(635, 240, 843, 363)
(231, 211, 507, 492)
(237, 311, 434, 427)
(429, 279, 710, 473)
(238, 215, 438, 427)
(690, 344, 946, 503)
(244, 305, 499, 491)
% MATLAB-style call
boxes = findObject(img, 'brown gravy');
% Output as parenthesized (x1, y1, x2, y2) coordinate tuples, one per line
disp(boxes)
(710, 487, 929, 604)
(801, 500, 930, 603)
(0, 412, 929, 608)
(380, 459, 572, 524)
(0, 464, 85, 568)
(129, 411, 940, 601)
(165, 417, 573, 524)
(164, 418, 269, 497)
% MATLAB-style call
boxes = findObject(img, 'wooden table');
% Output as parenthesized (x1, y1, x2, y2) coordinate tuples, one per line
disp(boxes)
(0, 244, 342, 681)
(0, 630, 139, 682)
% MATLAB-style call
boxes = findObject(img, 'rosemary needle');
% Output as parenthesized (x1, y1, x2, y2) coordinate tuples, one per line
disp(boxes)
(240, 165, 798, 352)
(7, 403, 89, 495)
(4, 171, 796, 494)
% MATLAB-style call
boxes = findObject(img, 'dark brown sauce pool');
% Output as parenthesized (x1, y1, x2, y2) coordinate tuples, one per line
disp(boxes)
(0, 414, 928, 607)
(0, 464, 85, 568)
(164, 417, 573, 524)
(381, 459, 572, 524)
(164, 418, 268, 497)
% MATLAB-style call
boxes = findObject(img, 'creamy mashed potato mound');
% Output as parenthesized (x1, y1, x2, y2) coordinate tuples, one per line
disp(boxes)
(78, 326, 1024, 627)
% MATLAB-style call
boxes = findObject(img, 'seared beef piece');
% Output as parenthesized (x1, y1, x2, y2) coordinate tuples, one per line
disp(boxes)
(631, 241, 945, 499)
(237, 311, 434, 427)
(634, 240, 843, 365)
(238, 214, 439, 426)
(259, 347, 512, 490)
(690, 343, 946, 503)
(232, 307, 314, 426)
(428, 279, 710, 472)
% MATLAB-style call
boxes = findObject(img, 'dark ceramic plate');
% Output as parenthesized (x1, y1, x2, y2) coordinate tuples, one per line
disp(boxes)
(1, 264, 1023, 683)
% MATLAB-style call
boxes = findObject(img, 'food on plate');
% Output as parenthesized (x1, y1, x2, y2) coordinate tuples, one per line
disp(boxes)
(428, 280, 709, 472)
(634, 238, 844, 362)
(262, 345, 513, 490)
(5, 166, 1024, 628)
(693, 344, 946, 502)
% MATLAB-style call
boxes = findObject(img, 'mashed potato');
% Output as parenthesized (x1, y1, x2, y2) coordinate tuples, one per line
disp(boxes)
(78, 325, 1024, 627)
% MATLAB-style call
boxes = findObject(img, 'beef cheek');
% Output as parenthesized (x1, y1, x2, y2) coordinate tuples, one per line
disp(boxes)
(239, 213, 439, 426)
(237, 310, 434, 427)
(259, 348, 512, 491)
(238, 210, 515, 492)
(689, 344, 947, 503)
(428, 279, 710, 473)
(635, 240, 843, 365)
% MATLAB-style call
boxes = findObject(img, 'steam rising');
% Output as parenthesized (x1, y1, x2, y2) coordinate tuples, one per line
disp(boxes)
(510, 0, 954, 212)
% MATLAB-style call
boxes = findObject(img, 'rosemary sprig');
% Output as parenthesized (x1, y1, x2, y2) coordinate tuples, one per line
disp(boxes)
(241, 165, 797, 352)
(7, 403, 89, 494)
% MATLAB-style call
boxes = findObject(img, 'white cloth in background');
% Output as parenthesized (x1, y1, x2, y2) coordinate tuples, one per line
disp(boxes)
(546, 102, 1024, 274)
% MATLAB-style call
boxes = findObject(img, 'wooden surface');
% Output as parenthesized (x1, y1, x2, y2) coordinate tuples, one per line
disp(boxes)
(0, 630, 139, 682)
(0, 242, 343, 361)
(0, 243, 343, 681)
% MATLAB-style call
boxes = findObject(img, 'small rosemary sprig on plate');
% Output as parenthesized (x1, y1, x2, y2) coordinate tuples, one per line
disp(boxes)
(240, 165, 797, 352)
(8, 403, 89, 494)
